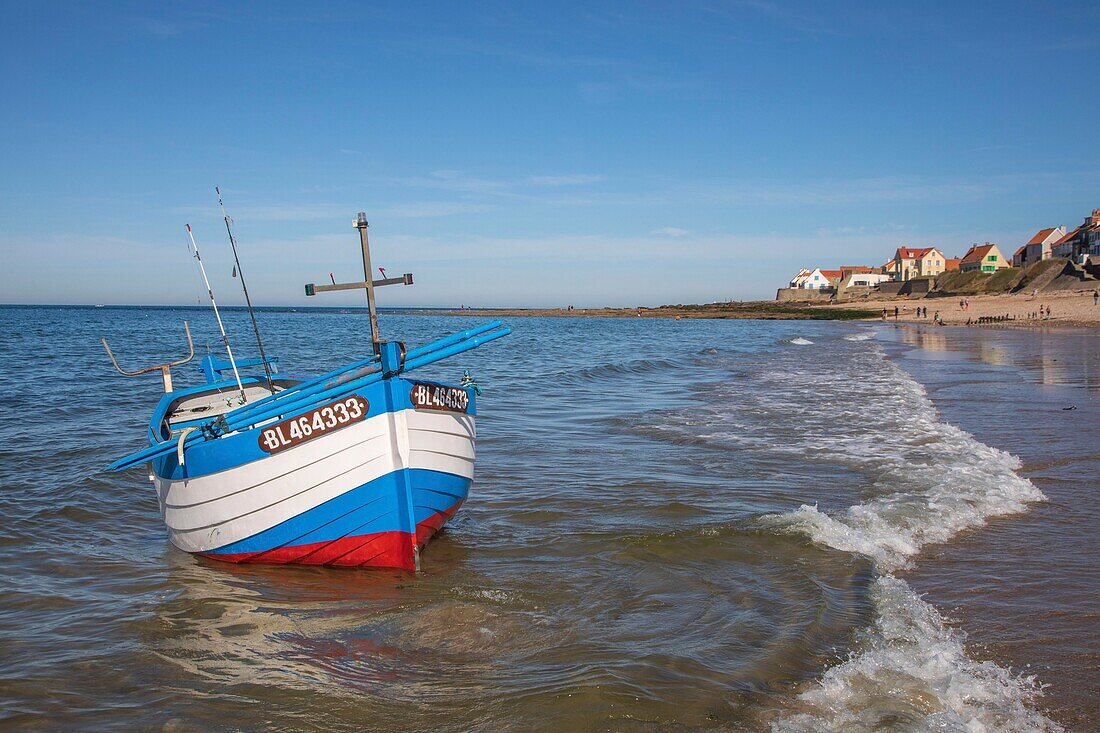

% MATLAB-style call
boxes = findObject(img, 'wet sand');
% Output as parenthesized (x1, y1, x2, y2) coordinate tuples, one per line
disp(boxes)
(881, 324, 1100, 730)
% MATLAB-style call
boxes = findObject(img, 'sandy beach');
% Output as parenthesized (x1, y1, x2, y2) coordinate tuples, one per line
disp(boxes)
(451, 288, 1100, 328)
(820, 288, 1100, 328)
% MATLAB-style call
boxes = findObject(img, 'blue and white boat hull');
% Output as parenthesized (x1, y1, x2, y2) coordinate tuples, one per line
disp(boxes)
(151, 376, 476, 571)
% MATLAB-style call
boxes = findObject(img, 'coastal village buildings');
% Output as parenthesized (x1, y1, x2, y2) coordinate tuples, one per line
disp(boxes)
(1053, 210, 1100, 262)
(890, 247, 948, 281)
(960, 243, 1009, 273)
(1013, 226, 1065, 267)
(1051, 227, 1082, 259)
(780, 206, 1098, 295)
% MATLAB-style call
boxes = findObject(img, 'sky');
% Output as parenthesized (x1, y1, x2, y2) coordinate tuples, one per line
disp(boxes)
(2, 1, 1098, 307)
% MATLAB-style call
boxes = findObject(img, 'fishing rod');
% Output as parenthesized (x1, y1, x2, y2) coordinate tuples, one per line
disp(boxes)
(186, 224, 247, 404)
(216, 186, 275, 394)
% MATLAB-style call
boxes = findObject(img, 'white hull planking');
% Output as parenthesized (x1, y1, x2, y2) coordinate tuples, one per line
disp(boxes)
(154, 409, 475, 554)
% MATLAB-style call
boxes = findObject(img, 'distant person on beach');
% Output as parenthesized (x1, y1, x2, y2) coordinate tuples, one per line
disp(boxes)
(934, 310, 943, 325)
(881, 308, 888, 321)
(1094, 289, 1098, 305)
(893, 306, 899, 320)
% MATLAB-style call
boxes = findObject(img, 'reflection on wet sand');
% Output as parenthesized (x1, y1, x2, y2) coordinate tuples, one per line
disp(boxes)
(899, 326, 949, 353)
(898, 325, 1100, 390)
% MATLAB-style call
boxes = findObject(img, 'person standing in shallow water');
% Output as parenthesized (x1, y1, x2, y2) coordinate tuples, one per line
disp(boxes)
(894, 306, 899, 320)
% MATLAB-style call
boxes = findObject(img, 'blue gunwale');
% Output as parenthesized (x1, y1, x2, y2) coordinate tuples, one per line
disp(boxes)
(150, 372, 477, 482)
(108, 322, 509, 474)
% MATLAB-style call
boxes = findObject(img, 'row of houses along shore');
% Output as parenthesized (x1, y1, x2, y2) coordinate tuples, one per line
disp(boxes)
(779, 207, 1100, 301)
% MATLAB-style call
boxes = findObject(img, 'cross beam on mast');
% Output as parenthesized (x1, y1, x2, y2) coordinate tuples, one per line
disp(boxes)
(304, 212, 413, 352)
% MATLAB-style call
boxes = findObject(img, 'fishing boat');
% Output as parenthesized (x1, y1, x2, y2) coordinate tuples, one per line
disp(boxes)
(103, 208, 509, 571)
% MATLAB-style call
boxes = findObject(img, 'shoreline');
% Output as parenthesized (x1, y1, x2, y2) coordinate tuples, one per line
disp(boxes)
(877, 325, 1100, 729)
(448, 288, 1100, 329)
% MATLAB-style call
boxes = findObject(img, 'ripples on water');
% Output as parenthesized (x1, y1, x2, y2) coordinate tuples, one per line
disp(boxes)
(0, 307, 1062, 731)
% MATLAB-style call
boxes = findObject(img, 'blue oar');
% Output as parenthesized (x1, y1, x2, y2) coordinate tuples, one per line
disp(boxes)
(213, 320, 504, 427)
(223, 326, 511, 435)
(107, 325, 511, 472)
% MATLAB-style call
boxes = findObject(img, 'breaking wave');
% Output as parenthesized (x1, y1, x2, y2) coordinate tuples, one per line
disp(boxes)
(758, 413, 1043, 573)
(772, 576, 1061, 732)
(630, 333, 1058, 730)
(754, 340, 1058, 731)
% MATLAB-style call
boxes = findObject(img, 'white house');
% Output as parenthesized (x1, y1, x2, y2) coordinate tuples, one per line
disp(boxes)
(841, 271, 893, 288)
(789, 268, 837, 289)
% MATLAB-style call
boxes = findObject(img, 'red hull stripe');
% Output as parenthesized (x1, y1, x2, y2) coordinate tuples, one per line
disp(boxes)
(199, 501, 463, 571)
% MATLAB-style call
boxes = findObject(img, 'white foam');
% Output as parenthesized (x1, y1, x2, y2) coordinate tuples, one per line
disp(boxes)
(733, 342, 1056, 730)
(772, 576, 1062, 732)
(789, 337, 814, 345)
(843, 330, 876, 341)
(759, 354, 1044, 572)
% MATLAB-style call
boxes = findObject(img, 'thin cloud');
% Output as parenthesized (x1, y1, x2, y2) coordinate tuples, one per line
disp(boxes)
(174, 200, 493, 223)
(527, 174, 605, 186)
(651, 227, 690, 237)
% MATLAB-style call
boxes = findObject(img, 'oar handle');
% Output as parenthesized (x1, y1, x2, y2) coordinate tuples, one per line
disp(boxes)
(211, 320, 505, 425)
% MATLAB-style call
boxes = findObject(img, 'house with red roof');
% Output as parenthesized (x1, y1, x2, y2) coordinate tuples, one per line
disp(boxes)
(1052, 210, 1100, 262)
(788, 268, 813, 288)
(788, 268, 834, 290)
(1014, 226, 1066, 267)
(1089, 210, 1100, 261)
(960, 243, 1009, 273)
(1011, 244, 1027, 268)
(1052, 226, 1084, 260)
(890, 246, 948, 281)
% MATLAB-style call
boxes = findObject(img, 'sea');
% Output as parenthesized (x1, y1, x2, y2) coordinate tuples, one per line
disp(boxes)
(0, 305, 1096, 732)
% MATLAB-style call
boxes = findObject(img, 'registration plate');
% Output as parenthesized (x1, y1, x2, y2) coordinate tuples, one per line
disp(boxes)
(258, 395, 369, 454)
(410, 382, 470, 413)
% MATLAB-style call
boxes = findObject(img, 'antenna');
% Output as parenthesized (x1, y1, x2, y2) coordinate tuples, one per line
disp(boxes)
(187, 224, 247, 403)
(216, 187, 275, 393)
